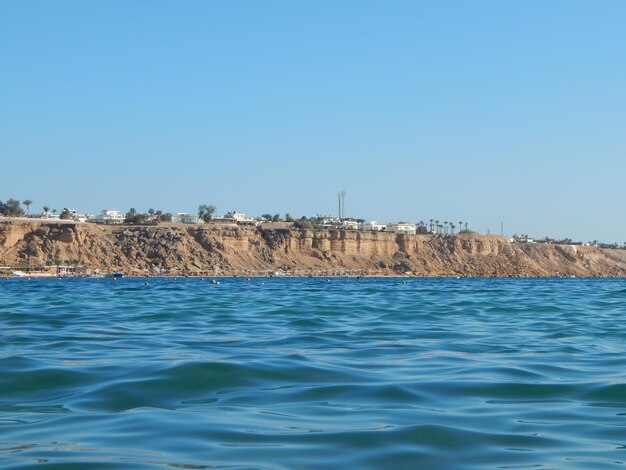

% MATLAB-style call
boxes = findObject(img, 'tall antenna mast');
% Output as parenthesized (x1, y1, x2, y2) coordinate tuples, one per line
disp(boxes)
(340, 189, 346, 219)
(337, 191, 342, 219)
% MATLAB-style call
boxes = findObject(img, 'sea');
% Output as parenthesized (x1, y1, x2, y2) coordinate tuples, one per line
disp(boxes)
(1, 277, 626, 469)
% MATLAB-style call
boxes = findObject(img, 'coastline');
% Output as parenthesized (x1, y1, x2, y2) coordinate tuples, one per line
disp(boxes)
(2, 220, 626, 279)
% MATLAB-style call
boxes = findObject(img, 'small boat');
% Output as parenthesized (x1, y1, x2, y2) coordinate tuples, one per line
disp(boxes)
(106, 272, 125, 279)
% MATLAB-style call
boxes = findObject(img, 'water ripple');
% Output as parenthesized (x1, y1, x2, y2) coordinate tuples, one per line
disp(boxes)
(1, 277, 626, 468)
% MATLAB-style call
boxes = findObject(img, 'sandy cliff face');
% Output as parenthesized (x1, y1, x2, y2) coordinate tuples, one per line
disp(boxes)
(1, 220, 625, 277)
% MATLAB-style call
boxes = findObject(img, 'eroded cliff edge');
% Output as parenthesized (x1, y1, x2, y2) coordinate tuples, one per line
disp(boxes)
(2, 220, 626, 277)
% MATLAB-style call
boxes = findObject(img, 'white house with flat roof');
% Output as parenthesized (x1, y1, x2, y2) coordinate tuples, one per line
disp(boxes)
(386, 223, 417, 235)
(359, 221, 387, 231)
(170, 213, 202, 224)
(213, 211, 256, 225)
(61, 208, 88, 223)
(312, 216, 341, 229)
(224, 211, 255, 223)
(89, 209, 125, 224)
(339, 219, 360, 230)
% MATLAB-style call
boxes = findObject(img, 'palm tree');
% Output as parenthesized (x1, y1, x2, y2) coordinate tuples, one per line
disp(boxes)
(23, 200, 33, 215)
(429, 219, 434, 233)
(450, 223, 455, 234)
(435, 220, 440, 234)
(459, 221, 463, 233)
(43, 206, 50, 219)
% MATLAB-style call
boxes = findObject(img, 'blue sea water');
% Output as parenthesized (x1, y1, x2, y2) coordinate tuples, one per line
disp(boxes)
(1, 277, 626, 469)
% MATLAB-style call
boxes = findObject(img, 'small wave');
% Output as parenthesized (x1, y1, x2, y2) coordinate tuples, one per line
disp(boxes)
(3, 278, 626, 468)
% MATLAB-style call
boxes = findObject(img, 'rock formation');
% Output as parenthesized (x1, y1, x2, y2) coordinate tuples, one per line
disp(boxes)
(1, 220, 626, 277)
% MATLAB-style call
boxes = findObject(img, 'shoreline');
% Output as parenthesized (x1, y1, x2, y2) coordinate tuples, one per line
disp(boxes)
(1, 272, 621, 280)
(2, 220, 626, 278)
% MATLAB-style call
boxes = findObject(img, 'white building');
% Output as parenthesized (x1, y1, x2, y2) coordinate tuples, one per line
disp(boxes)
(170, 213, 202, 224)
(312, 216, 341, 229)
(61, 208, 88, 223)
(214, 211, 256, 225)
(35, 211, 60, 220)
(359, 221, 387, 231)
(224, 211, 255, 223)
(511, 235, 535, 244)
(386, 223, 417, 235)
(340, 219, 360, 230)
(89, 209, 125, 224)
(223, 211, 246, 221)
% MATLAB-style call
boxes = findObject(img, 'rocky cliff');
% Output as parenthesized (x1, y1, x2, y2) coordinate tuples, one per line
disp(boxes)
(1, 220, 626, 277)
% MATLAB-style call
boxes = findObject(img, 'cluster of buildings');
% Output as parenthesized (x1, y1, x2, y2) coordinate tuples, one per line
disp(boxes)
(21, 209, 443, 235)
(32, 209, 127, 224)
(312, 216, 421, 234)
(32, 209, 259, 226)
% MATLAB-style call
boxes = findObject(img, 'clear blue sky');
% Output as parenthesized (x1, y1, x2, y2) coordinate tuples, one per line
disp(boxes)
(1, 1, 625, 243)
